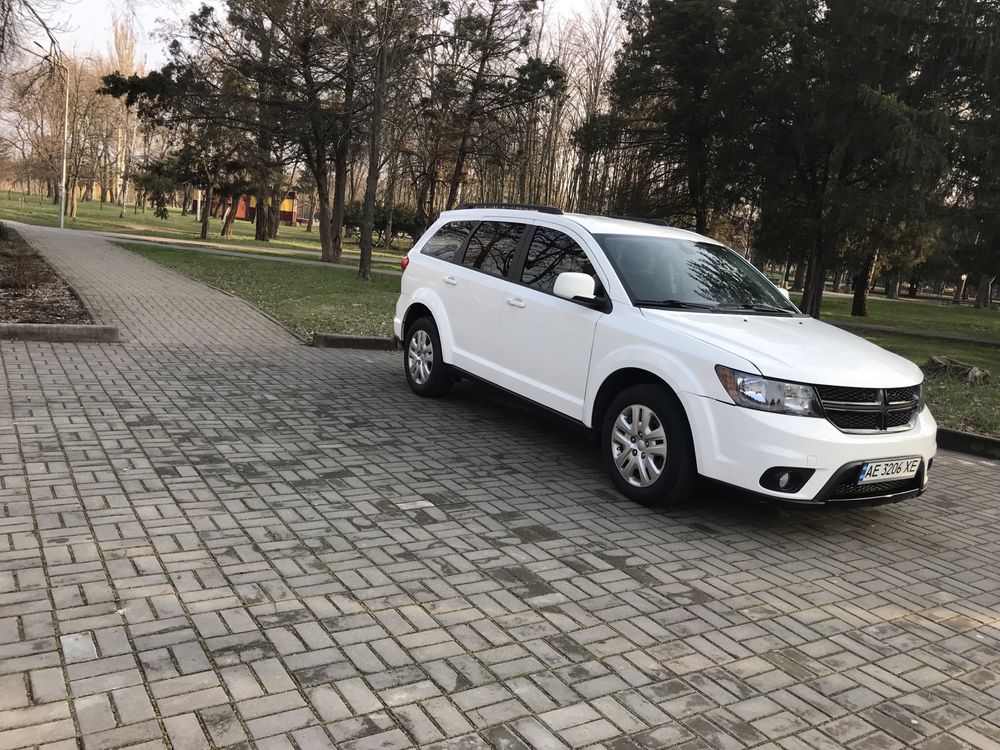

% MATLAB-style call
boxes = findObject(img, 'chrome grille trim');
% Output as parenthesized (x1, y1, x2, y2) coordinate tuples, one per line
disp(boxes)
(818, 385, 921, 434)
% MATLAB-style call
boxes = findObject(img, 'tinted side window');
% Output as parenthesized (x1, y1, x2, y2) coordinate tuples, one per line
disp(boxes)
(420, 221, 474, 261)
(521, 227, 594, 293)
(461, 221, 526, 277)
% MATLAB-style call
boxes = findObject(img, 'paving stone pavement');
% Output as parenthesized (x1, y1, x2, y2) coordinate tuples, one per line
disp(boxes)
(2, 224, 1000, 750)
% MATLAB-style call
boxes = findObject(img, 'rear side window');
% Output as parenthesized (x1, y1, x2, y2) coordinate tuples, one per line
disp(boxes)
(420, 221, 475, 261)
(460, 221, 526, 278)
(521, 227, 594, 293)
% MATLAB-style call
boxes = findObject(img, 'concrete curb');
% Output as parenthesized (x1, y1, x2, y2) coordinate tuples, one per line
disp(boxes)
(937, 427, 1000, 461)
(0, 323, 119, 343)
(4, 222, 118, 342)
(311, 332, 398, 350)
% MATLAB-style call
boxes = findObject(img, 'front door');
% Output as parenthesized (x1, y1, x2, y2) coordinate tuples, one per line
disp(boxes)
(496, 225, 605, 420)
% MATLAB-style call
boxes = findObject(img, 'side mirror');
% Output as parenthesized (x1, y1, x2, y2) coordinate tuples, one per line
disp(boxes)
(777, 286, 791, 301)
(554, 272, 597, 301)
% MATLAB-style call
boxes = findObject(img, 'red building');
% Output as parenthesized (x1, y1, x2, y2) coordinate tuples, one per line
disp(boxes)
(193, 191, 298, 225)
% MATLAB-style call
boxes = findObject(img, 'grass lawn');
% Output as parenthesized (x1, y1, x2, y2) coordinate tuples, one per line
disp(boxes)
(0, 190, 410, 260)
(807, 293, 1000, 340)
(856, 332, 1000, 438)
(122, 242, 400, 339)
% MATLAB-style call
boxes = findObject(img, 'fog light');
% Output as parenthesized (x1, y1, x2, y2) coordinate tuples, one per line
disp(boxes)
(760, 467, 815, 494)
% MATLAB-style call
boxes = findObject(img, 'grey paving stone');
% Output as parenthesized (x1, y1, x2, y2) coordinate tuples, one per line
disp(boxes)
(0, 223, 998, 750)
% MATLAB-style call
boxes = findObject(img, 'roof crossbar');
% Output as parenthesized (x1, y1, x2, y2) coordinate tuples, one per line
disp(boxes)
(456, 202, 563, 215)
(606, 215, 670, 226)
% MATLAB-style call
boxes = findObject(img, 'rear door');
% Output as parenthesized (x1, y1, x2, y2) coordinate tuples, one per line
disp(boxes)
(448, 220, 529, 381)
(495, 224, 607, 420)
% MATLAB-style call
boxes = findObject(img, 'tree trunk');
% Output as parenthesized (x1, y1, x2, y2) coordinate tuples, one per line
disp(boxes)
(577, 151, 592, 213)
(69, 177, 79, 218)
(359, 34, 388, 282)
(254, 189, 270, 241)
(974, 273, 996, 309)
(851, 251, 878, 317)
(801, 204, 838, 318)
(315, 184, 334, 263)
(384, 151, 398, 250)
(268, 190, 280, 239)
(118, 179, 129, 219)
(791, 262, 806, 292)
(221, 196, 239, 237)
(306, 189, 316, 233)
(413, 172, 430, 240)
(200, 184, 213, 240)
(831, 264, 842, 294)
(330, 65, 356, 264)
(688, 134, 708, 234)
(181, 187, 191, 216)
(884, 270, 899, 299)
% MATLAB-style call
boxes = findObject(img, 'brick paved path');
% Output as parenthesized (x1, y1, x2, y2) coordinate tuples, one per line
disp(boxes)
(2, 224, 1000, 750)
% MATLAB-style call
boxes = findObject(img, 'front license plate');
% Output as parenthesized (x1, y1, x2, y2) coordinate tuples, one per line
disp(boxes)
(857, 457, 921, 484)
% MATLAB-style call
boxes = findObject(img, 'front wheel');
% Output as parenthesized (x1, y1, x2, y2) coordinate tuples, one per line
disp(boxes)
(602, 384, 696, 507)
(404, 317, 454, 397)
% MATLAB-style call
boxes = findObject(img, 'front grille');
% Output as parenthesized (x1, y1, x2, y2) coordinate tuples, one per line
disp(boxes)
(817, 384, 921, 433)
(826, 410, 881, 431)
(886, 409, 916, 429)
(816, 385, 879, 404)
(886, 385, 920, 404)
(829, 475, 921, 500)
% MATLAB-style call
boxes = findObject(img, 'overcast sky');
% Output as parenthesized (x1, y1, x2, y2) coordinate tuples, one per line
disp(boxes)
(38, 0, 581, 69)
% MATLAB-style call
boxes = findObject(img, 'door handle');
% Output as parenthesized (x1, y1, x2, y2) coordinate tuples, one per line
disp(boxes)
(443, 275, 458, 286)
(505, 297, 526, 309)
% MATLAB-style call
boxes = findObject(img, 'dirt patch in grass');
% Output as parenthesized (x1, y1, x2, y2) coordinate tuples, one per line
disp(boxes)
(0, 223, 91, 325)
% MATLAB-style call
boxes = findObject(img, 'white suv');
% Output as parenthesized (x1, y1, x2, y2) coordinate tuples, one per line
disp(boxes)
(394, 204, 936, 507)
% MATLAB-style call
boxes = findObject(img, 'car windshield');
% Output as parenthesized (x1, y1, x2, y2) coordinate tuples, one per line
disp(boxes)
(595, 234, 799, 314)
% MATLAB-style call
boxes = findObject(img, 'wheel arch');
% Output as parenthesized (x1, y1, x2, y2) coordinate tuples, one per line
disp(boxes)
(591, 368, 676, 432)
(401, 291, 455, 362)
(597, 371, 699, 506)
(402, 303, 433, 337)
(591, 369, 699, 467)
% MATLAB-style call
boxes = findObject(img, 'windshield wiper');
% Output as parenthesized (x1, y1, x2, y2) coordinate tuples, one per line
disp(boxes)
(635, 299, 717, 310)
(715, 303, 796, 316)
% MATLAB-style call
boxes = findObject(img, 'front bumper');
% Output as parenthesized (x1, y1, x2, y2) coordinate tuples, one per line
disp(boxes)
(681, 393, 937, 505)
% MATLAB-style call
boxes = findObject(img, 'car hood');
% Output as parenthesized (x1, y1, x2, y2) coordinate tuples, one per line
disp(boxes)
(641, 309, 924, 387)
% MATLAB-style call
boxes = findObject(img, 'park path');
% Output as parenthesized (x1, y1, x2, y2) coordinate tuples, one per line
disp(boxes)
(0, 224, 999, 750)
(12, 222, 295, 348)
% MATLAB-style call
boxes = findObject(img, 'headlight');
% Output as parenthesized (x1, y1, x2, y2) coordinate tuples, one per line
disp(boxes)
(715, 366, 822, 417)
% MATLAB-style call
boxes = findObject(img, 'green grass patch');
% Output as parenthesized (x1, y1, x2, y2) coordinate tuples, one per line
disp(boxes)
(806, 293, 1000, 340)
(858, 331, 1000, 438)
(122, 242, 399, 339)
(0, 190, 410, 259)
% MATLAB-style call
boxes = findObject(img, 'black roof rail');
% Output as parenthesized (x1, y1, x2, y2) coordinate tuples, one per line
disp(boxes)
(606, 215, 670, 226)
(456, 202, 563, 215)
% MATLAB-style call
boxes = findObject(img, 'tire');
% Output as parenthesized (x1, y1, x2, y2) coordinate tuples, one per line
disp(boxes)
(403, 317, 454, 398)
(601, 383, 697, 507)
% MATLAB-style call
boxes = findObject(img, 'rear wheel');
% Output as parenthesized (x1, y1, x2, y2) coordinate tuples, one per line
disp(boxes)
(404, 317, 454, 397)
(602, 384, 696, 506)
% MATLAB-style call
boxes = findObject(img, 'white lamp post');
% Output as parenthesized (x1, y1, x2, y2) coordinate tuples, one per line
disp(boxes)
(36, 43, 69, 229)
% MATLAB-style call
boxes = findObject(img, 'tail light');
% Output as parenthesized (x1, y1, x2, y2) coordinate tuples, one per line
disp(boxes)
(400, 255, 410, 272)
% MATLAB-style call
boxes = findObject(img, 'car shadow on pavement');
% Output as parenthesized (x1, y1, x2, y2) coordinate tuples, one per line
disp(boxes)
(430, 376, 898, 535)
